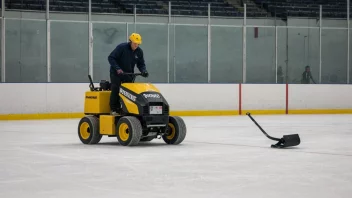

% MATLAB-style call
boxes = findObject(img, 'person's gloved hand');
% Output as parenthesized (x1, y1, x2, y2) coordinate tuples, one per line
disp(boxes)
(117, 69, 123, 74)
(142, 70, 149, 77)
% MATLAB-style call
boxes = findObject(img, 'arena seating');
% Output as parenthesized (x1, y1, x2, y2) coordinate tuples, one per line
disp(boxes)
(3, 0, 352, 18)
(3, 0, 242, 16)
(157, 0, 242, 17)
(254, 0, 352, 18)
(4, 0, 125, 13)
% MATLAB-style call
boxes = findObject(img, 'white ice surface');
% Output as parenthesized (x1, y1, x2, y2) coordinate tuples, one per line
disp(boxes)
(0, 114, 352, 198)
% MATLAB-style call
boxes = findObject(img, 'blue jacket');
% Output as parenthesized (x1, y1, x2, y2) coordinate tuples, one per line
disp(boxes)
(108, 42, 146, 74)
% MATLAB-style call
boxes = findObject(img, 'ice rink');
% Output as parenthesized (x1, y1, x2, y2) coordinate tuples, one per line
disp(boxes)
(1, 114, 352, 198)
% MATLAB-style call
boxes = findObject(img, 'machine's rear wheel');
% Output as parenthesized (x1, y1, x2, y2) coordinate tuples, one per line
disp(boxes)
(162, 116, 187, 145)
(116, 116, 142, 146)
(78, 115, 102, 144)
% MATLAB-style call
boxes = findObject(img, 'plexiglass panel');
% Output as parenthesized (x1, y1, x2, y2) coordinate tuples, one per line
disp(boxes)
(0, 19, 2, 82)
(278, 27, 320, 84)
(321, 29, 348, 84)
(276, 27, 288, 84)
(211, 26, 243, 83)
(134, 24, 169, 83)
(5, 19, 47, 82)
(51, 21, 89, 83)
(1, 10, 351, 84)
(174, 25, 208, 83)
(246, 27, 275, 83)
(350, 27, 352, 84)
(93, 23, 127, 82)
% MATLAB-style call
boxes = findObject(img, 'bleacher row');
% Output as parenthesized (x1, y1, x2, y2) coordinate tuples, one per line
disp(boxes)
(255, 0, 352, 18)
(2, 0, 352, 18)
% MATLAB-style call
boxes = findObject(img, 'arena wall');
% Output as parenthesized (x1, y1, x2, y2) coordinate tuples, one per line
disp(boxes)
(0, 83, 351, 120)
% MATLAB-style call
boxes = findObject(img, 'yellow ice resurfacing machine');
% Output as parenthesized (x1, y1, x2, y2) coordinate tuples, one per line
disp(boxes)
(77, 73, 187, 146)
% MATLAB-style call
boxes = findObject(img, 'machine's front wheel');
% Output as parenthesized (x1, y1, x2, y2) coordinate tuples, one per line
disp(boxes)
(116, 116, 143, 146)
(163, 116, 187, 145)
(78, 115, 102, 144)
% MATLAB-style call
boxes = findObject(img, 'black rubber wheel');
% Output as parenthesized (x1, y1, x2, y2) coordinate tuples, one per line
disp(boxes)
(116, 116, 143, 146)
(162, 116, 187, 145)
(78, 115, 102, 144)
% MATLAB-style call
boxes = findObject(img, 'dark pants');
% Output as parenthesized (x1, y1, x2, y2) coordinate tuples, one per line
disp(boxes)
(109, 73, 133, 111)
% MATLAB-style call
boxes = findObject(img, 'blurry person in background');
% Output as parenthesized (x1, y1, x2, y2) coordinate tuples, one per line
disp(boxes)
(277, 66, 284, 83)
(301, 65, 316, 84)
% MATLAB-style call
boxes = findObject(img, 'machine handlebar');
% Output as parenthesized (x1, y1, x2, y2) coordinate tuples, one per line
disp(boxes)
(88, 73, 144, 91)
(119, 73, 144, 83)
(119, 72, 142, 76)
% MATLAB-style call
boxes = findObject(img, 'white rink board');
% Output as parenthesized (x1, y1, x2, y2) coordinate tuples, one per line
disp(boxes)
(288, 84, 352, 110)
(155, 84, 239, 111)
(1, 83, 352, 115)
(0, 84, 48, 114)
(241, 84, 286, 110)
(0, 83, 91, 114)
(0, 83, 239, 114)
(46, 84, 89, 113)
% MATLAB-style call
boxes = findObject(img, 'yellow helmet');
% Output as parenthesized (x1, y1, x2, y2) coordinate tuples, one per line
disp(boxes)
(129, 33, 142, 44)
